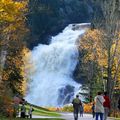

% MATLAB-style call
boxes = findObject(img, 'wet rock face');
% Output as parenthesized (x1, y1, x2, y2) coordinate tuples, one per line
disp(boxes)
(57, 85, 75, 105)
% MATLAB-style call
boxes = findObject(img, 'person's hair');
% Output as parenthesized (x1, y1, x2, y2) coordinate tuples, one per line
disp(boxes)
(76, 95, 79, 98)
(104, 91, 108, 95)
(97, 92, 102, 95)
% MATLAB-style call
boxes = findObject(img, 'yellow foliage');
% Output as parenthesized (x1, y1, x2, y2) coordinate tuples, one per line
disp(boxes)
(79, 29, 120, 91)
(80, 29, 107, 67)
(84, 103, 92, 113)
(0, 0, 27, 23)
(22, 47, 36, 79)
(0, 0, 29, 97)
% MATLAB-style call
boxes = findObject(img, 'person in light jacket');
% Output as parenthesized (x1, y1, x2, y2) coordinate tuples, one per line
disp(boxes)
(28, 105, 34, 118)
(94, 92, 105, 120)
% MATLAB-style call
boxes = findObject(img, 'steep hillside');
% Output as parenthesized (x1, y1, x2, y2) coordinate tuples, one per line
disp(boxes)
(27, 0, 94, 48)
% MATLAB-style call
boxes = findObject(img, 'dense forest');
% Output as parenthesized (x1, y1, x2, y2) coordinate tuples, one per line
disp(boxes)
(0, 0, 120, 117)
(0, 0, 29, 116)
(76, 0, 120, 113)
(27, 0, 94, 48)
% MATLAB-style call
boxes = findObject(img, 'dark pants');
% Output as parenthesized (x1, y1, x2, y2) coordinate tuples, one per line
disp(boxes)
(29, 114, 32, 118)
(73, 108, 79, 120)
(92, 111, 95, 118)
(80, 111, 83, 117)
(95, 112, 103, 120)
(21, 112, 25, 118)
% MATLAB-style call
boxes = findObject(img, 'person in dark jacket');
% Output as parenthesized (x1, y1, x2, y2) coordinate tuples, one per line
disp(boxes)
(80, 103, 84, 117)
(72, 95, 81, 120)
(20, 103, 26, 118)
(92, 103, 95, 118)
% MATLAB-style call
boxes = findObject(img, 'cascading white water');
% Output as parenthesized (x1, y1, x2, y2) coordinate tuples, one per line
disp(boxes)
(26, 23, 90, 107)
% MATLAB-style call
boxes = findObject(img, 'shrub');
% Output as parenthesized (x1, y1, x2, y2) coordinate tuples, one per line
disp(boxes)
(62, 105, 73, 112)
(0, 96, 14, 117)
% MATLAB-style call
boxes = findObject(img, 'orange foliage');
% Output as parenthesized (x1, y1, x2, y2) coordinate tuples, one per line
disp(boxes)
(47, 103, 93, 113)
(0, 95, 14, 117)
(83, 103, 93, 113)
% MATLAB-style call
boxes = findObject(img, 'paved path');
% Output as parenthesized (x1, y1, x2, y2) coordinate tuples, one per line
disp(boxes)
(33, 115, 57, 118)
(60, 112, 114, 120)
(33, 113, 114, 120)
(61, 113, 94, 120)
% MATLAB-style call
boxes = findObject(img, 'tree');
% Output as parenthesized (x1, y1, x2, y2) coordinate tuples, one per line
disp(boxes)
(92, 0, 120, 99)
(79, 27, 120, 101)
(0, 0, 29, 116)
(79, 29, 106, 99)
(27, 0, 93, 48)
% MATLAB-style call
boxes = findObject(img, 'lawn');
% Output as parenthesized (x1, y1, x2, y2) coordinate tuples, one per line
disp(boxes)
(0, 118, 64, 120)
(23, 104, 61, 117)
(0, 104, 63, 120)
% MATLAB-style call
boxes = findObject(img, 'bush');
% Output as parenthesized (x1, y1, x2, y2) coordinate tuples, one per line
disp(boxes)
(62, 103, 93, 113)
(0, 96, 14, 117)
(62, 105, 73, 112)
(110, 110, 120, 118)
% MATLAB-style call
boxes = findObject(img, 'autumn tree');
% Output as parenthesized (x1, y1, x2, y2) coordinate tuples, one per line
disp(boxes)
(92, 0, 120, 99)
(0, 0, 29, 116)
(79, 29, 107, 100)
(79, 23, 120, 106)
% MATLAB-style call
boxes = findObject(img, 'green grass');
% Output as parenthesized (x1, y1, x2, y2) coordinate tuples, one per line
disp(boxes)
(25, 105, 61, 117)
(115, 118, 120, 120)
(15, 118, 64, 120)
(0, 118, 64, 120)
(0, 104, 63, 120)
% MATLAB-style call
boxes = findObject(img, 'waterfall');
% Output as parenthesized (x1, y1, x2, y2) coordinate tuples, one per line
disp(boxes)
(26, 23, 90, 107)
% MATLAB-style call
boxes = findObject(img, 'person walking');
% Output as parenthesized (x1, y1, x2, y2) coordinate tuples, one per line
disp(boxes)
(28, 105, 34, 118)
(13, 94, 22, 117)
(20, 103, 26, 118)
(72, 95, 82, 120)
(80, 103, 84, 117)
(94, 92, 105, 120)
(92, 103, 95, 118)
(103, 92, 110, 120)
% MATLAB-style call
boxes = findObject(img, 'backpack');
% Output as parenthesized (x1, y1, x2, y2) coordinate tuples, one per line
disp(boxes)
(72, 98, 81, 109)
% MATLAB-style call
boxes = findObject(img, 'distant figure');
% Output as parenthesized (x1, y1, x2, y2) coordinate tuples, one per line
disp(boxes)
(103, 92, 110, 120)
(28, 105, 34, 118)
(94, 92, 105, 120)
(72, 95, 82, 120)
(118, 96, 120, 110)
(92, 103, 95, 118)
(20, 103, 26, 118)
(79, 103, 84, 117)
(13, 94, 21, 117)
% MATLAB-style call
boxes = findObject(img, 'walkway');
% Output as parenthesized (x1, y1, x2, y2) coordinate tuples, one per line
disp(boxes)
(33, 113, 114, 120)
(60, 112, 114, 120)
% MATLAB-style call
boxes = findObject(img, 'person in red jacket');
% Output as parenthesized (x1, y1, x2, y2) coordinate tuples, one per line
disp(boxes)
(103, 92, 110, 120)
